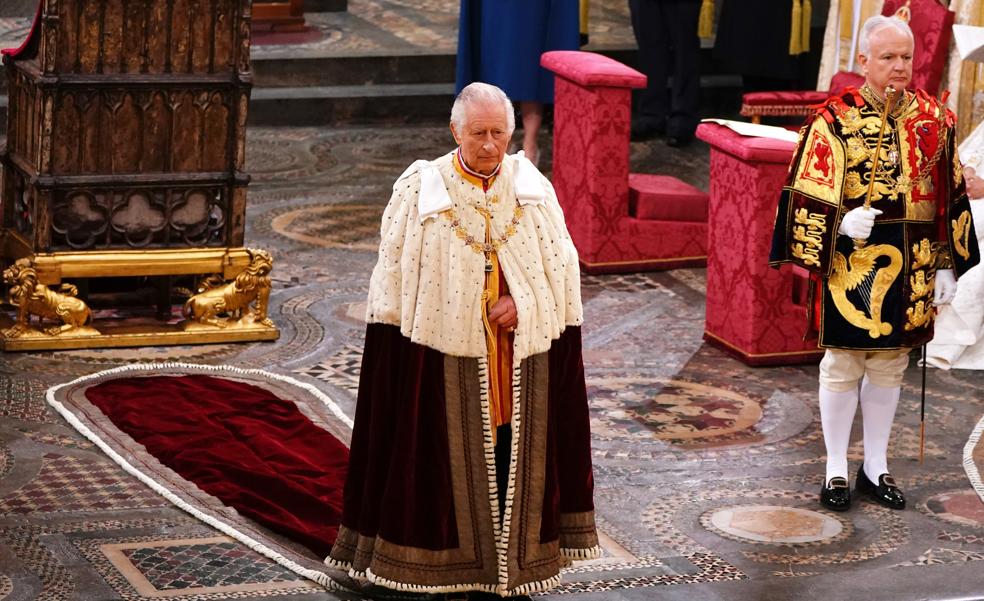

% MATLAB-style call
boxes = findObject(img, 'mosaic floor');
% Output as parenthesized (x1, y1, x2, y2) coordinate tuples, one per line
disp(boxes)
(2, 3, 984, 601)
(2, 120, 984, 600)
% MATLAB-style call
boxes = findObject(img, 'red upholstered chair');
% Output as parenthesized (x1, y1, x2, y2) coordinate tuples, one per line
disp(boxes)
(541, 51, 708, 273)
(740, 0, 955, 122)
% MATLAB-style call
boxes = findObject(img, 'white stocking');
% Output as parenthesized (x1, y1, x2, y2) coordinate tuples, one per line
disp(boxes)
(819, 385, 859, 484)
(859, 376, 901, 481)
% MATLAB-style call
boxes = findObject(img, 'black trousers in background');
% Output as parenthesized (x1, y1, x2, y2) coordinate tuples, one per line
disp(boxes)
(628, 0, 701, 139)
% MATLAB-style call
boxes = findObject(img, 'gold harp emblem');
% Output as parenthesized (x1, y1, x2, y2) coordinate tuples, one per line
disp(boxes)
(952, 210, 972, 260)
(829, 244, 903, 338)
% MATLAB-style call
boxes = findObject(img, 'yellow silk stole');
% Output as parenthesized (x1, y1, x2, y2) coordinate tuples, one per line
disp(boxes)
(453, 156, 514, 441)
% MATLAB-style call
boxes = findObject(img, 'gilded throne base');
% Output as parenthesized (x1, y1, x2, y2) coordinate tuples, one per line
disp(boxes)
(0, 245, 280, 352)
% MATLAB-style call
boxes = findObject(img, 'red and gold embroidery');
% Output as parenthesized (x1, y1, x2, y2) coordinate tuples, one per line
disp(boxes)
(802, 131, 836, 189)
(953, 210, 972, 260)
(790, 208, 827, 267)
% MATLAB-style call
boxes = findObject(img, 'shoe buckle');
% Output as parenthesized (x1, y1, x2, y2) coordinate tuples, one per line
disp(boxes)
(882, 475, 897, 487)
(828, 477, 849, 488)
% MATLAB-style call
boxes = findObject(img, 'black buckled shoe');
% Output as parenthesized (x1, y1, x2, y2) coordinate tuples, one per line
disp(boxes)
(856, 467, 906, 510)
(820, 476, 852, 511)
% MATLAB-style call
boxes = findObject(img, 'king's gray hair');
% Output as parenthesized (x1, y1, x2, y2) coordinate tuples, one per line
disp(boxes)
(450, 82, 516, 135)
(858, 15, 913, 57)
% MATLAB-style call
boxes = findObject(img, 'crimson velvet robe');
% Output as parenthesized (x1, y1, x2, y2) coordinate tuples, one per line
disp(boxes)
(326, 152, 599, 595)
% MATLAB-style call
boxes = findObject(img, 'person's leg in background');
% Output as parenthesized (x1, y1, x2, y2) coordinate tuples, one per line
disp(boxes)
(628, 0, 669, 141)
(664, 0, 701, 147)
(520, 101, 544, 165)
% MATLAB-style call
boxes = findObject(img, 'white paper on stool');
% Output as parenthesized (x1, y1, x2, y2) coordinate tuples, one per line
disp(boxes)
(700, 118, 800, 144)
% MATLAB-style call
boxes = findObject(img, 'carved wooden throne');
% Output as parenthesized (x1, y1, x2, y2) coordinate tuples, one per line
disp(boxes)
(0, 0, 278, 351)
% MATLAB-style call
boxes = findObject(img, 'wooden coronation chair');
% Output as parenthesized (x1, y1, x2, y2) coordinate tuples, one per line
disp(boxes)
(0, 0, 278, 351)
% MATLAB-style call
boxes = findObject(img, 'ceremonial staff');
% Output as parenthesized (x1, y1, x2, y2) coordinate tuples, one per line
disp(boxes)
(920, 344, 927, 464)
(854, 85, 901, 249)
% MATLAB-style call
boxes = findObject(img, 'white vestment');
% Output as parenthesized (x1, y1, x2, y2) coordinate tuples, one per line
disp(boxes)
(926, 122, 984, 369)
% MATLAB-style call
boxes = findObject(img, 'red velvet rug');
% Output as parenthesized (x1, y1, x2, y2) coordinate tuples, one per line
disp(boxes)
(47, 363, 352, 588)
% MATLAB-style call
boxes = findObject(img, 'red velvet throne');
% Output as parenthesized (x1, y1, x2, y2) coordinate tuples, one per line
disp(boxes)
(695, 123, 823, 366)
(740, 0, 954, 122)
(541, 51, 708, 274)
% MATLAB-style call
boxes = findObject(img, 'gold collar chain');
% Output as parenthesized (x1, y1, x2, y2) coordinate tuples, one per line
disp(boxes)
(849, 86, 945, 195)
(444, 203, 525, 256)
(859, 84, 907, 118)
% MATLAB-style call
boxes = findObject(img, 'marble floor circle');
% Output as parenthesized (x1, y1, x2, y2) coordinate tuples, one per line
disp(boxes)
(924, 490, 984, 528)
(587, 377, 765, 445)
(705, 505, 844, 544)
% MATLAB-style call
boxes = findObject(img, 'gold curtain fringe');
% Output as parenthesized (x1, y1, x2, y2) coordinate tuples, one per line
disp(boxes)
(698, 0, 714, 38)
(739, 103, 815, 118)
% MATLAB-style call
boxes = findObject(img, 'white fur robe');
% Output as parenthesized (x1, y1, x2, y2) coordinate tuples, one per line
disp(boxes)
(365, 151, 583, 361)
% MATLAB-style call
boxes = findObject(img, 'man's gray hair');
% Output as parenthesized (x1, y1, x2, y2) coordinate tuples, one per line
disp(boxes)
(450, 82, 516, 135)
(858, 15, 914, 56)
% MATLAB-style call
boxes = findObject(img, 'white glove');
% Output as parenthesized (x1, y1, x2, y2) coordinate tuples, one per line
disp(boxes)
(838, 206, 883, 240)
(934, 269, 956, 305)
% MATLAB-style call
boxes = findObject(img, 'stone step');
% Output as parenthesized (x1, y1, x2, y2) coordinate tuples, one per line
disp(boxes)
(246, 73, 743, 127)
(249, 47, 672, 89)
(0, 47, 743, 130)
(251, 52, 456, 87)
(245, 45, 742, 125)
(0, 75, 742, 132)
(248, 82, 455, 125)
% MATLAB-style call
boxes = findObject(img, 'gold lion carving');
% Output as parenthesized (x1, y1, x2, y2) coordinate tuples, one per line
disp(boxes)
(2, 259, 97, 338)
(182, 248, 274, 329)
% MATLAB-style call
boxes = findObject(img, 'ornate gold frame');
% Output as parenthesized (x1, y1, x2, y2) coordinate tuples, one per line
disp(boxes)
(1, 242, 279, 351)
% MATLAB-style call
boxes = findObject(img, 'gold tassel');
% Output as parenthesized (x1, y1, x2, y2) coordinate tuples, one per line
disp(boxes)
(801, 0, 812, 52)
(789, 0, 803, 55)
(698, 0, 714, 38)
(580, 0, 589, 37)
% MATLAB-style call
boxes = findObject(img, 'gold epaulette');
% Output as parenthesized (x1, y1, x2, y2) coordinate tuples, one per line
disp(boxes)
(813, 89, 863, 124)
(914, 89, 955, 126)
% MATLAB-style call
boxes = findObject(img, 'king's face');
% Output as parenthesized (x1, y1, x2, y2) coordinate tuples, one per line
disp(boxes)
(451, 102, 510, 176)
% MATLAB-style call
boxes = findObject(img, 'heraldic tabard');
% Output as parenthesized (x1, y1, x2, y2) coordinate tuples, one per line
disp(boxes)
(770, 86, 980, 350)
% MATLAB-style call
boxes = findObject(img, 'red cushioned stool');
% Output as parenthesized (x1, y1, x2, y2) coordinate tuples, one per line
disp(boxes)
(628, 174, 708, 222)
(542, 50, 708, 273)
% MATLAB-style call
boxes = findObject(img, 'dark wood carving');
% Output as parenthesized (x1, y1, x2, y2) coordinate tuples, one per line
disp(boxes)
(1, 0, 253, 254)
